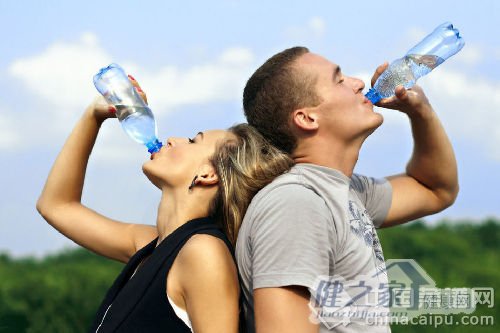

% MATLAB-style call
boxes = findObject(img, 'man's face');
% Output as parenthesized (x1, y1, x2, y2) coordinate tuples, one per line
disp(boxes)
(295, 52, 383, 143)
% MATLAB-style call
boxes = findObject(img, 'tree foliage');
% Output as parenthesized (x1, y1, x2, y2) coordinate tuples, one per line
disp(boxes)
(0, 219, 498, 332)
(378, 219, 499, 333)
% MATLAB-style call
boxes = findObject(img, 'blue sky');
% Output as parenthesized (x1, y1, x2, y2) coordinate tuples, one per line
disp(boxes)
(1, 0, 499, 257)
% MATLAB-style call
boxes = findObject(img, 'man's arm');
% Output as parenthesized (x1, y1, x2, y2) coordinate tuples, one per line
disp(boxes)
(254, 286, 319, 333)
(383, 94, 459, 227)
(247, 184, 332, 332)
(371, 63, 459, 227)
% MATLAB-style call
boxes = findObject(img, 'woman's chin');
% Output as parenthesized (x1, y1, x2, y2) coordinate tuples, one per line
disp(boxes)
(142, 164, 162, 189)
(142, 162, 152, 178)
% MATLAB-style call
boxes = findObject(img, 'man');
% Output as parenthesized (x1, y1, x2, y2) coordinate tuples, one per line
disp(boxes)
(235, 47, 459, 333)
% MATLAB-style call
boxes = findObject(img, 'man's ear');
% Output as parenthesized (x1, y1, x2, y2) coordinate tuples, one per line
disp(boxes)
(196, 163, 219, 187)
(292, 107, 319, 131)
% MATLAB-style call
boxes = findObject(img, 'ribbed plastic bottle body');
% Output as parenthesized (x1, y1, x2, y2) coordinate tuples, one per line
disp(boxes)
(366, 22, 464, 104)
(93, 64, 162, 154)
(372, 54, 444, 99)
(406, 22, 465, 61)
(115, 105, 158, 147)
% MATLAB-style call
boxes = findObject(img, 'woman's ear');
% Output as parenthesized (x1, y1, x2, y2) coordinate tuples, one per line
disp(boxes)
(292, 107, 319, 132)
(196, 164, 219, 187)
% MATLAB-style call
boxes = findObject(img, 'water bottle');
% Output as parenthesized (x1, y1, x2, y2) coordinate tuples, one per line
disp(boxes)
(365, 22, 465, 104)
(93, 63, 163, 154)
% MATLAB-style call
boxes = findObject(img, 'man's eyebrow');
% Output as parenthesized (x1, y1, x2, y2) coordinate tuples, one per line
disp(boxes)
(196, 132, 204, 140)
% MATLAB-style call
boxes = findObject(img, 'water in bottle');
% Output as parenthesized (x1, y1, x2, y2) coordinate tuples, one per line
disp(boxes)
(93, 64, 163, 154)
(115, 105, 159, 151)
(366, 22, 464, 104)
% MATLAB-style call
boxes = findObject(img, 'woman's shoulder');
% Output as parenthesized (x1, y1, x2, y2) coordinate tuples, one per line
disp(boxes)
(169, 233, 240, 332)
(176, 234, 237, 281)
(173, 233, 238, 294)
(178, 233, 236, 271)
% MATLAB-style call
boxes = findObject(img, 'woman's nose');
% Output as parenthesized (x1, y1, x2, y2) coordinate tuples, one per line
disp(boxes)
(166, 137, 176, 148)
(166, 137, 188, 147)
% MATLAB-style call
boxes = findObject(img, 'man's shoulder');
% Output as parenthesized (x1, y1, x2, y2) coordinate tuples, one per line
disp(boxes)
(350, 173, 387, 191)
(250, 166, 320, 205)
(243, 166, 329, 227)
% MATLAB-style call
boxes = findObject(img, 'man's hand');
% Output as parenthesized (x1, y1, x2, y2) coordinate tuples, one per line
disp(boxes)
(370, 62, 431, 117)
(370, 62, 459, 227)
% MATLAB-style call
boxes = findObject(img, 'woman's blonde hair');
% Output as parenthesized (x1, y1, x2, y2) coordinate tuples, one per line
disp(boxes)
(209, 123, 294, 246)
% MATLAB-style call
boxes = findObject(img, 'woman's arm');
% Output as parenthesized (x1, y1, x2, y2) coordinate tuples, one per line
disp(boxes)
(36, 94, 157, 263)
(173, 234, 240, 333)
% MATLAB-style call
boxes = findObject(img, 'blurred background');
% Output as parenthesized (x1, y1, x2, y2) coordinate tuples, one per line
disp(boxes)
(0, 0, 498, 332)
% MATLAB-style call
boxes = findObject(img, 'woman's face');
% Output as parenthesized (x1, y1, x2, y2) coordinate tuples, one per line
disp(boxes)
(142, 129, 233, 190)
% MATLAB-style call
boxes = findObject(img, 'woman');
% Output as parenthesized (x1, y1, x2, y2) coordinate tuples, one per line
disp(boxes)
(36, 77, 293, 332)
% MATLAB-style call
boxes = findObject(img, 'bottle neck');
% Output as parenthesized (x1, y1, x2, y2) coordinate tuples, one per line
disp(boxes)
(146, 139, 163, 154)
(365, 88, 382, 104)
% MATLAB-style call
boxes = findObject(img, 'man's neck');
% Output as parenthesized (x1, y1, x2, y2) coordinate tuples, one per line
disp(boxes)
(292, 137, 362, 178)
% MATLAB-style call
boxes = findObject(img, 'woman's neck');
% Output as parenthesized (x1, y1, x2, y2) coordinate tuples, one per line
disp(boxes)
(155, 188, 211, 245)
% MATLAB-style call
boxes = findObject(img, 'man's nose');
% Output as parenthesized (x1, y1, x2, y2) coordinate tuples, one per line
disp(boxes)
(347, 76, 365, 93)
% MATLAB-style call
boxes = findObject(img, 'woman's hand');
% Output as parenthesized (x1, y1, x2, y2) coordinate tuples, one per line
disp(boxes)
(36, 72, 158, 264)
(86, 95, 117, 123)
(86, 75, 149, 123)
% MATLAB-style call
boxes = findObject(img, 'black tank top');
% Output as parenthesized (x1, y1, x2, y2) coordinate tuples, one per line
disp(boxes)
(88, 216, 244, 333)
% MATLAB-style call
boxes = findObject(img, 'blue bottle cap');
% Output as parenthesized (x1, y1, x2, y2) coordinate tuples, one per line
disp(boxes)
(146, 139, 163, 154)
(365, 88, 382, 104)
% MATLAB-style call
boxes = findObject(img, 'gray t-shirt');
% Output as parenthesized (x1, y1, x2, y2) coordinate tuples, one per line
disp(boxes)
(236, 163, 393, 333)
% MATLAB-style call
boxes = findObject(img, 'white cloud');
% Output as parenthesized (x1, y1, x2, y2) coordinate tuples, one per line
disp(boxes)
(422, 69, 500, 160)
(6, 33, 256, 162)
(8, 33, 255, 115)
(359, 68, 500, 161)
(219, 47, 254, 64)
(89, 120, 152, 165)
(406, 27, 426, 46)
(285, 16, 327, 41)
(456, 45, 482, 65)
(309, 17, 326, 37)
(9, 32, 111, 112)
(403, 26, 478, 66)
(10, 30, 498, 164)
(0, 106, 21, 150)
(142, 47, 254, 111)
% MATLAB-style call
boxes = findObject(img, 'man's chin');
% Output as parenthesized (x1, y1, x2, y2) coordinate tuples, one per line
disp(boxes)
(364, 114, 384, 138)
(371, 112, 384, 128)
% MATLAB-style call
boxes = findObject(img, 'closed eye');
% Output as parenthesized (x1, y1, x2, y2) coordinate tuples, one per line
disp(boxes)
(188, 137, 195, 143)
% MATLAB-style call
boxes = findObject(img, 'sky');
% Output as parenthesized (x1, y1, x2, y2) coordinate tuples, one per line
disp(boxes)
(0, 0, 499, 257)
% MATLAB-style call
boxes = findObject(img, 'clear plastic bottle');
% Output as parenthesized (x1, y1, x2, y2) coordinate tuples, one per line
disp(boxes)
(365, 22, 465, 104)
(93, 63, 163, 154)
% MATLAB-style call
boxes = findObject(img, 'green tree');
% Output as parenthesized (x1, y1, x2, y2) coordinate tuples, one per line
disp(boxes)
(0, 219, 498, 332)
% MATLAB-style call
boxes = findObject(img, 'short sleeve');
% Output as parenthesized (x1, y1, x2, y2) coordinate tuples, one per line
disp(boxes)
(248, 184, 333, 291)
(351, 174, 393, 228)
